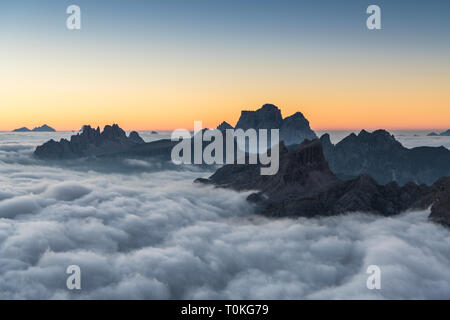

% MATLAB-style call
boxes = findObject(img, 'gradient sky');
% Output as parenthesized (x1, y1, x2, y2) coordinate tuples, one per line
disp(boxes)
(1, 0, 449, 131)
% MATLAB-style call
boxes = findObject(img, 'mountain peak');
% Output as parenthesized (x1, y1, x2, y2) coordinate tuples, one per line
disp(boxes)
(35, 124, 145, 159)
(12, 127, 31, 132)
(236, 104, 283, 130)
(235, 104, 316, 145)
(32, 124, 56, 132)
(217, 121, 233, 131)
(260, 103, 280, 112)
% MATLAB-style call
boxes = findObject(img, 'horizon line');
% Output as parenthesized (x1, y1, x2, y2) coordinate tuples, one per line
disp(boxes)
(0, 127, 449, 132)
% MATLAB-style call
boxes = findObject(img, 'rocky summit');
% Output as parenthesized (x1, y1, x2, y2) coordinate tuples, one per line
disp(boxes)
(196, 138, 450, 225)
(216, 121, 233, 132)
(13, 125, 56, 132)
(32, 124, 56, 132)
(320, 130, 450, 185)
(420, 177, 450, 227)
(234, 104, 317, 146)
(34, 124, 145, 159)
(12, 127, 31, 132)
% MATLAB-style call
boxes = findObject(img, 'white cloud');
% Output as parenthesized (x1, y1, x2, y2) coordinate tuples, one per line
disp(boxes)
(44, 182, 92, 201)
(0, 133, 449, 299)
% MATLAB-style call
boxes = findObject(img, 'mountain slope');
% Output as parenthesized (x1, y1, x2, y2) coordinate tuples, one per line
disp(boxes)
(320, 130, 450, 185)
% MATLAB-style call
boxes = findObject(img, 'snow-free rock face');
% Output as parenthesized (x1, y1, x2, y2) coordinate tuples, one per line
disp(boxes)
(320, 130, 450, 185)
(280, 112, 317, 145)
(235, 104, 317, 146)
(203, 139, 338, 195)
(129, 131, 145, 144)
(236, 104, 283, 131)
(32, 124, 56, 132)
(12, 127, 31, 132)
(428, 130, 450, 136)
(216, 121, 233, 132)
(197, 139, 449, 220)
(34, 124, 145, 159)
(13, 125, 56, 132)
(426, 177, 450, 227)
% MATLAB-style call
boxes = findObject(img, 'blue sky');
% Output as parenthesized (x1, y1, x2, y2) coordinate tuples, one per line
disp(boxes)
(1, 1, 449, 130)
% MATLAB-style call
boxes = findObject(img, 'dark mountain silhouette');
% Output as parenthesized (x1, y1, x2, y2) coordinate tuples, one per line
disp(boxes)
(32, 124, 56, 132)
(12, 127, 31, 132)
(280, 112, 317, 145)
(33, 104, 317, 160)
(417, 177, 450, 227)
(196, 139, 450, 225)
(115, 128, 242, 164)
(427, 130, 450, 136)
(319, 130, 450, 185)
(34, 124, 145, 159)
(217, 121, 233, 132)
(32, 108, 449, 188)
(235, 104, 317, 145)
(199, 139, 338, 194)
(236, 104, 283, 130)
(13, 125, 55, 132)
(34, 125, 224, 163)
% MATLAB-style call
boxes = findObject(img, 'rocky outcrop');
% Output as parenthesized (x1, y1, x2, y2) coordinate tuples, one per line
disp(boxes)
(421, 177, 450, 227)
(32, 124, 56, 132)
(32, 104, 317, 160)
(217, 121, 233, 132)
(196, 139, 450, 220)
(203, 139, 338, 194)
(427, 130, 450, 136)
(235, 104, 317, 146)
(236, 104, 283, 130)
(320, 130, 450, 185)
(280, 112, 317, 145)
(13, 125, 56, 132)
(34, 124, 145, 159)
(129, 131, 146, 144)
(12, 127, 31, 132)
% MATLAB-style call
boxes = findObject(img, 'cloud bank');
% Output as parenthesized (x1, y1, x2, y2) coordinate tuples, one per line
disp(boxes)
(0, 133, 449, 299)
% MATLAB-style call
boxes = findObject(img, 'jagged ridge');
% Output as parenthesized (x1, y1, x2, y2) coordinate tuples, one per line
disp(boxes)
(320, 129, 450, 185)
(197, 138, 450, 223)
(34, 124, 145, 159)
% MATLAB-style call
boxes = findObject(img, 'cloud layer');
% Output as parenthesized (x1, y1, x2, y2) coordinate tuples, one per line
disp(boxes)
(0, 133, 449, 299)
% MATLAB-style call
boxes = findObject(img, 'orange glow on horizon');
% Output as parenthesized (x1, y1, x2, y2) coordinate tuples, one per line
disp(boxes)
(1, 42, 449, 132)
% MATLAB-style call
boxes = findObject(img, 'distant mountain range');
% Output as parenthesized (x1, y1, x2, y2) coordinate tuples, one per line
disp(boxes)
(13, 124, 55, 132)
(428, 130, 450, 136)
(320, 130, 450, 185)
(229, 104, 317, 146)
(196, 139, 450, 227)
(34, 124, 144, 159)
(33, 103, 450, 186)
(31, 104, 450, 226)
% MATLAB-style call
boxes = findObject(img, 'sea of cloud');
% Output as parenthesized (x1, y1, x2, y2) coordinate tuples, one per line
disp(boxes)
(0, 132, 449, 299)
